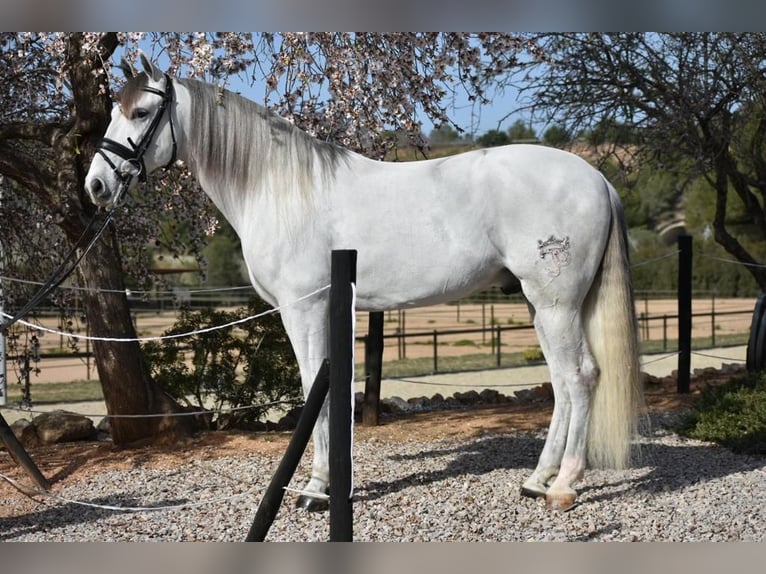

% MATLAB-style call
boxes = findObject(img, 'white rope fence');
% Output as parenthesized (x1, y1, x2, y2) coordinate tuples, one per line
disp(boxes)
(0, 273, 254, 295)
(0, 398, 299, 419)
(0, 469, 263, 513)
(0, 285, 329, 344)
(631, 250, 681, 268)
(0, 285, 328, 421)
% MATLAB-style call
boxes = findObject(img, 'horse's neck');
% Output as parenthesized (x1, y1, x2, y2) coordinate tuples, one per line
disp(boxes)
(173, 83, 252, 231)
(173, 79, 361, 236)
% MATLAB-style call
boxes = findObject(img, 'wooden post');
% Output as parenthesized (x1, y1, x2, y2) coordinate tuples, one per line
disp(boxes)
(245, 360, 330, 541)
(677, 235, 692, 393)
(329, 249, 356, 542)
(0, 413, 51, 491)
(363, 311, 383, 426)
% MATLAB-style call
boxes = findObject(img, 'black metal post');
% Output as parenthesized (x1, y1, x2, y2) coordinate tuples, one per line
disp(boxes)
(496, 324, 502, 367)
(677, 235, 693, 393)
(329, 249, 356, 542)
(363, 311, 383, 427)
(245, 360, 330, 541)
(433, 330, 438, 373)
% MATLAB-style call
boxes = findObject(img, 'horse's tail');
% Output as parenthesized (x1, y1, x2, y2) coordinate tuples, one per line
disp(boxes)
(583, 180, 644, 469)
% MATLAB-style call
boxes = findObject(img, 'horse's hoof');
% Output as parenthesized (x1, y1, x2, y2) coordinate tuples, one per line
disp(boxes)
(545, 491, 577, 511)
(520, 485, 546, 499)
(520, 477, 548, 499)
(295, 494, 329, 512)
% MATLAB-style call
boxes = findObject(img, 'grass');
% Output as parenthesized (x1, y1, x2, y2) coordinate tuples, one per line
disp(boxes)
(638, 332, 749, 355)
(355, 350, 542, 380)
(678, 371, 766, 454)
(4, 379, 103, 405)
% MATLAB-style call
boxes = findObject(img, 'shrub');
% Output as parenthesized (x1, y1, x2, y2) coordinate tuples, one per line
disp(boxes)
(142, 297, 302, 429)
(679, 372, 766, 454)
(523, 346, 545, 362)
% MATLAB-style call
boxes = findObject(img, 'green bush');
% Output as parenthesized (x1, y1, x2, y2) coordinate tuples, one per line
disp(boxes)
(142, 297, 302, 429)
(523, 346, 545, 362)
(679, 372, 766, 454)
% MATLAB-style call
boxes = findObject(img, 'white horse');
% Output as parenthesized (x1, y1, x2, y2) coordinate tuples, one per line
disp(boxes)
(85, 54, 643, 511)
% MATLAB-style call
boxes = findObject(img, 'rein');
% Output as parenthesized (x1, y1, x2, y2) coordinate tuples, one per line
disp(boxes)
(1, 75, 177, 333)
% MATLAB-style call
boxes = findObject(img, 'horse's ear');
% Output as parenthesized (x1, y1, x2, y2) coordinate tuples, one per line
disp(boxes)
(118, 58, 136, 79)
(138, 50, 163, 82)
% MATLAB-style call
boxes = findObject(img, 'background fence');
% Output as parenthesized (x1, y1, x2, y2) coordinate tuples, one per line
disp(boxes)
(1, 293, 755, 390)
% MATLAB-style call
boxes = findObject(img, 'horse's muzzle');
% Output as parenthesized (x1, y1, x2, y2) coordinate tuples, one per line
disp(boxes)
(84, 176, 113, 206)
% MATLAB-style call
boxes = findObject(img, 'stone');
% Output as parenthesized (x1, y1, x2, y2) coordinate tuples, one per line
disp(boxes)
(453, 390, 481, 405)
(32, 410, 97, 444)
(381, 396, 412, 414)
(407, 396, 431, 411)
(430, 393, 445, 404)
(276, 406, 303, 430)
(534, 383, 554, 401)
(96, 417, 112, 440)
(479, 389, 501, 404)
(641, 371, 661, 386)
(10, 418, 40, 448)
(514, 389, 536, 403)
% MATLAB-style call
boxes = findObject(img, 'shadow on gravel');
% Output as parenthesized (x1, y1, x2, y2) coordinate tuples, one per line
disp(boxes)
(356, 433, 545, 502)
(0, 494, 190, 541)
(356, 432, 765, 505)
(583, 440, 765, 505)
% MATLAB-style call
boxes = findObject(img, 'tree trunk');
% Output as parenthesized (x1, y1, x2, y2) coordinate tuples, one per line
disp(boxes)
(711, 148, 766, 292)
(76, 227, 194, 445)
(62, 33, 193, 445)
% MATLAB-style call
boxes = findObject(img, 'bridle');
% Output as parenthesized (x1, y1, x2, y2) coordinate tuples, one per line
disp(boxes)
(95, 73, 178, 197)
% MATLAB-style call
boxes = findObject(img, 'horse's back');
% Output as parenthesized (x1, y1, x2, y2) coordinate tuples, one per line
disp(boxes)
(329, 144, 613, 310)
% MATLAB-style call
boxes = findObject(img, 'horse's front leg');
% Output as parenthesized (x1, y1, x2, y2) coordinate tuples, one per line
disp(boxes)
(279, 300, 332, 511)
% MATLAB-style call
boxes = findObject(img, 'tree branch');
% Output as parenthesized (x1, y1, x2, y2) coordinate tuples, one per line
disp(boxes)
(0, 121, 71, 144)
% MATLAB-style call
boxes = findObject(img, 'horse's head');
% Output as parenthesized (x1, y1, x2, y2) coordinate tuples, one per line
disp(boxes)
(84, 52, 177, 208)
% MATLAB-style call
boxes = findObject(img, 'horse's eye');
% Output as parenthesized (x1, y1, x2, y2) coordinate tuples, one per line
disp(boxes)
(131, 108, 149, 120)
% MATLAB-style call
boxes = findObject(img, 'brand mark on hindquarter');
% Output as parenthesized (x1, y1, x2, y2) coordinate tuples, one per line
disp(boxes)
(537, 235, 571, 277)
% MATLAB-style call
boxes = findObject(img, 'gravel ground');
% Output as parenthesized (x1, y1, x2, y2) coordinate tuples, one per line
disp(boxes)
(2, 411, 764, 542)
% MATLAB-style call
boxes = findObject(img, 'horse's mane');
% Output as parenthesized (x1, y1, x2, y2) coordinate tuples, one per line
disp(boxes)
(176, 77, 349, 200)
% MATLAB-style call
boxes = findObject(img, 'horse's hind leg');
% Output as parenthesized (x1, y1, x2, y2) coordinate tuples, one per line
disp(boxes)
(520, 309, 573, 498)
(522, 304, 598, 510)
